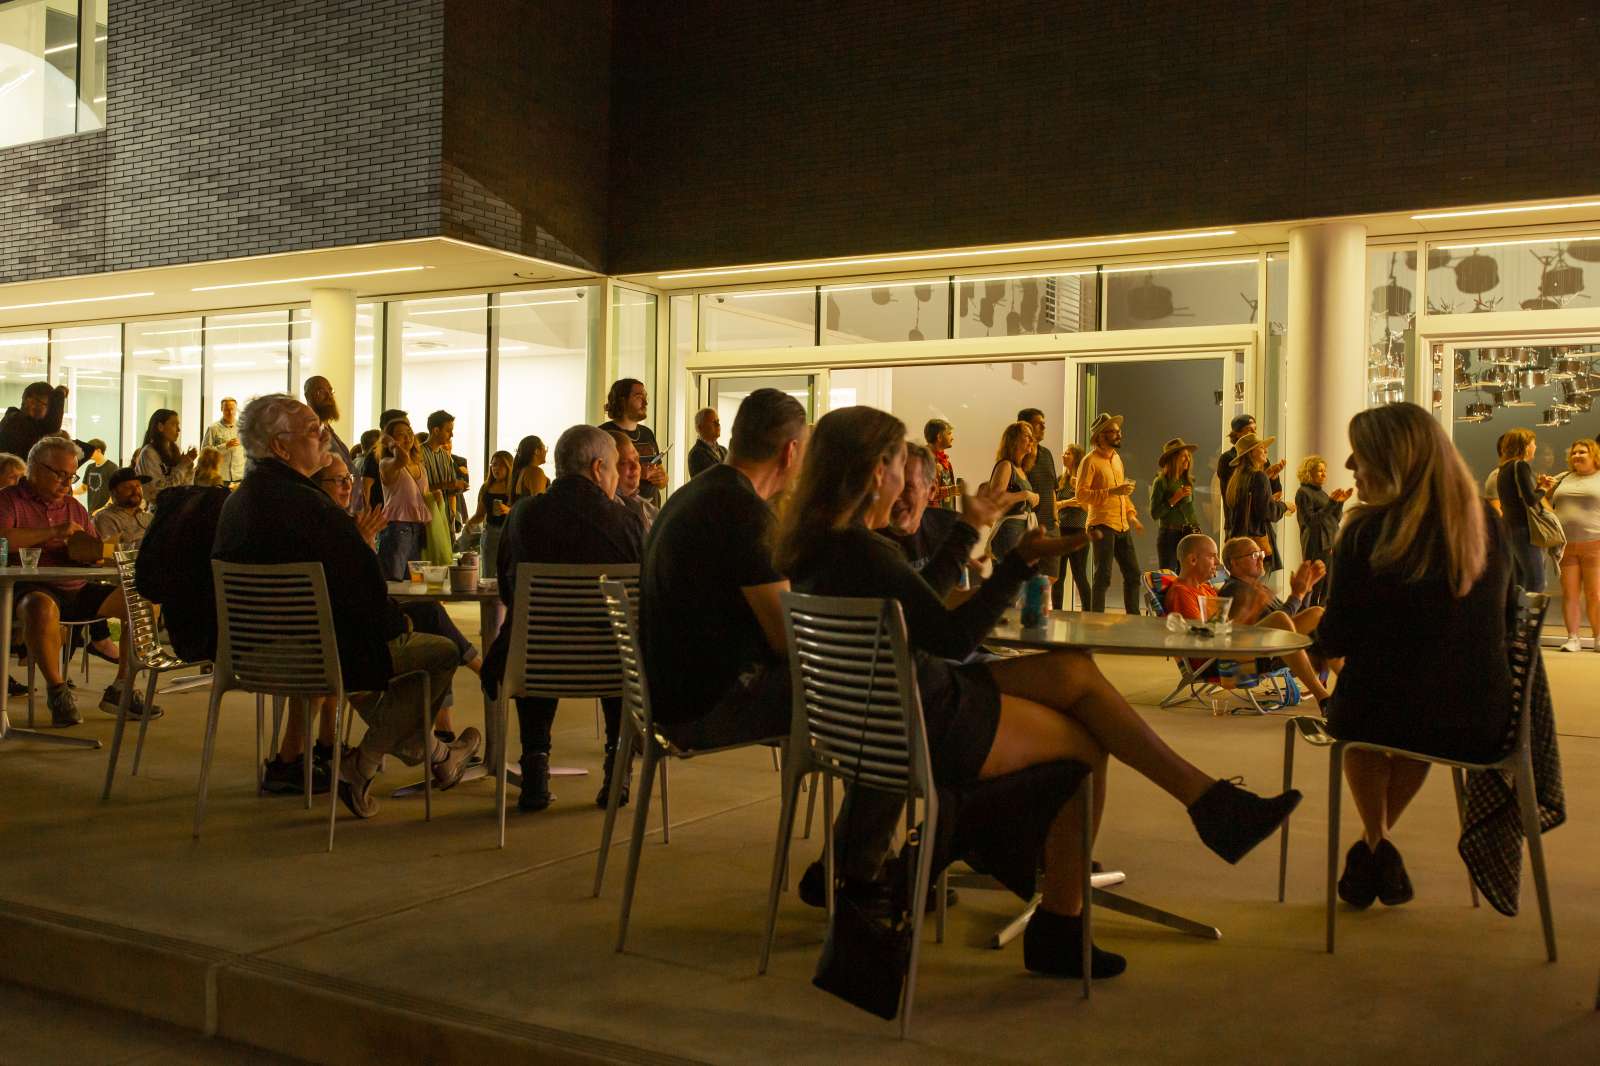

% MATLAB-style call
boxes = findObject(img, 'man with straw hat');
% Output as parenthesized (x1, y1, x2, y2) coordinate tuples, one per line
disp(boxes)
(1077, 412, 1143, 611)
(1151, 436, 1202, 572)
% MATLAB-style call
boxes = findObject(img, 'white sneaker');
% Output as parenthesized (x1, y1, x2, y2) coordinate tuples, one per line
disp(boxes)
(1560, 636, 1582, 653)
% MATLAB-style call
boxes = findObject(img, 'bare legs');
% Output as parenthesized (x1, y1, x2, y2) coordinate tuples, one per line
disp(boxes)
(1255, 610, 1332, 702)
(277, 695, 337, 762)
(1343, 748, 1430, 847)
(21, 590, 132, 688)
(1559, 551, 1600, 643)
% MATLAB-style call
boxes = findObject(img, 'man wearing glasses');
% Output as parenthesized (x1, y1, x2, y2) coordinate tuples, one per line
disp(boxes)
(1216, 535, 1336, 705)
(0, 437, 157, 727)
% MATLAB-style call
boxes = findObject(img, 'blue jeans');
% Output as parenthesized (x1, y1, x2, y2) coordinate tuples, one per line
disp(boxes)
(1512, 534, 1548, 593)
(377, 521, 426, 582)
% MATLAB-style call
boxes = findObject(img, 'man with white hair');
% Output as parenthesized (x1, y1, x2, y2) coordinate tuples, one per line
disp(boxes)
(0, 436, 152, 726)
(686, 406, 725, 478)
(485, 424, 645, 812)
(213, 394, 480, 819)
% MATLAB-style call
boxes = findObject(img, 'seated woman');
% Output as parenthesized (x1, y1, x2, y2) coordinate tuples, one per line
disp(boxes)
(775, 407, 1301, 981)
(1318, 402, 1512, 909)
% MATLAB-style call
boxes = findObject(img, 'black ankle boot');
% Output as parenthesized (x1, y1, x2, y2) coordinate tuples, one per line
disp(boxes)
(1337, 840, 1379, 908)
(518, 753, 552, 812)
(1187, 778, 1302, 864)
(595, 742, 633, 808)
(1373, 839, 1414, 906)
(1023, 909, 1127, 979)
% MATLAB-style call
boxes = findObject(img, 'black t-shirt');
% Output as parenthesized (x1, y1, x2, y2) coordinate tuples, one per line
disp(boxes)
(640, 464, 780, 724)
(360, 453, 383, 510)
(83, 459, 117, 513)
(879, 507, 961, 574)
(601, 420, 661, 503)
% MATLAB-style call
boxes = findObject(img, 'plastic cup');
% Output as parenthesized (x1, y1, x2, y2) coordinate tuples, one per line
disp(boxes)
(406, 560, 425, 585)
(422, 565, 448, 590)
(19, 547, 41, 571)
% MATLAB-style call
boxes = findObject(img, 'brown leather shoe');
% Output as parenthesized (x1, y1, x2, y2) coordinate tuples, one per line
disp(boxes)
(431, 727, 482, 791)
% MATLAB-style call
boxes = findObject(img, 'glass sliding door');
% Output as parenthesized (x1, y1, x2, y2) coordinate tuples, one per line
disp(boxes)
(699, 372, 820, 437)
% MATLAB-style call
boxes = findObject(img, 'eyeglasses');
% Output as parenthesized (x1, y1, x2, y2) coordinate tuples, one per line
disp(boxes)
(36, 463, 79, 485)
(318, 474, 355, 487)
(1232, 551, 1266, 563)
(276, 419, 329, 442)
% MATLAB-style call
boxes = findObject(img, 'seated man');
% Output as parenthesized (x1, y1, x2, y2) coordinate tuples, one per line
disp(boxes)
(91, 468, 155, 548)
(605, 428, 658, 533)
(489, 425, 644, 812)
(0, 437, 154, 725)
(879, 441, 963, 576)
(1219, 536, 1325, 633)
(213, 394, 480, 819)
(1164, 533, 1331, 705)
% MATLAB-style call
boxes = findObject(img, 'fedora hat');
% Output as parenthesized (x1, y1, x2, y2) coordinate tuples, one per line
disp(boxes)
(1088, 412, 1124, 438)
(1158, 436, 1199, 465)
(1230, 431, 1277, 467)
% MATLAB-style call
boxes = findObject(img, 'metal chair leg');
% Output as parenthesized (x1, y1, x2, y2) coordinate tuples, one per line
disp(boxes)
(1278, 718, 1295, 902)
(496, 693, 510, 848)
(419, 674, 432, 824)
(593, 714, 636, 893)
(253, 692, 265, 793)
(616, 740, 661, 953)
(1514, 753, 1557, 962)
(821, 775, 836, 919)
(803, 769, 819, 838)
(100, 666, 137, 801)
(1450, 767, 1480, 908)
(658, 756, 670, 843)
(192, 683, 227, 839)
(899, 799, 937, 1040)
(759, 757, 806, 975)
(327, 698, 344, 853)
(1325, 744, 1343, 954)
(301, 698, 314, 811)
(26, 657, 35, 728)
(130, 667, 160, 777)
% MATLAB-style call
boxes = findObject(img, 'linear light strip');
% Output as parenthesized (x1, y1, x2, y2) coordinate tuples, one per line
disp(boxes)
(1435, 235, 1600, 251)
(1412, 200, 1600, 221)
(191, 266, 428, 292)
(657, 230, 1238, 281)
(1101, 257, 1257, 275)
(0, 291, 152, 313)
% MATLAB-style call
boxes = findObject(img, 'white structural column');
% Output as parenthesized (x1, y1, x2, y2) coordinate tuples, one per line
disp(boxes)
(307, 287, 357, 424)
(1283, 221, 1368, 496)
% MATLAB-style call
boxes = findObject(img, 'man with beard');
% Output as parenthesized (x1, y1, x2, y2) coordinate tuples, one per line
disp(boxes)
(303, 376, 355, 511)
(1076, 412, 1143, 613)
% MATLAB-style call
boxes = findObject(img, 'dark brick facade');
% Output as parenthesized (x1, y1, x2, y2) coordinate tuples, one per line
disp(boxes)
(609, 1, 1600, 274)
(0, 0, 445, 285)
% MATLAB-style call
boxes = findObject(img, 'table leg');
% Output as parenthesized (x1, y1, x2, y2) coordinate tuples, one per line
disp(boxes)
(950, 869, 1220, 947)
(0, 581, 101, 751)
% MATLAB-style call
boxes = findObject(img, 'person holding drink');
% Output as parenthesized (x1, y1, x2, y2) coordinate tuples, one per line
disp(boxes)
(1076, 412, 1143, 612)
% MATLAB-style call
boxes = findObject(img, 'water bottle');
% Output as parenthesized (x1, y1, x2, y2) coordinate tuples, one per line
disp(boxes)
(1020, 573, 1050, 628)
(0, 536, 9, 568)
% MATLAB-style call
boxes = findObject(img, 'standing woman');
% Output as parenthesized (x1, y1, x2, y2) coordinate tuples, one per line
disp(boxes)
(470, 450, 515, 575)
(376, 417, 431, 581)
(1225, 432, 1289, 574)
(1149, 437, 1200, 573)
(508, 435, 549, 503)
(1317, 402, 1511, 907)
(1551, 438, 1600, 651)
(1294, 455, 1352, 607)
(1054, 443, 1090, 609)
(1495, 427, 1551, 593)
(134, 408, 197, 506)
(985, 421, 1039, 564)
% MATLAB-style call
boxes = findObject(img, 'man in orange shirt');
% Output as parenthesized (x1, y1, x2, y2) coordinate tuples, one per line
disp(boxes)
(1075, 412, 1144, 612)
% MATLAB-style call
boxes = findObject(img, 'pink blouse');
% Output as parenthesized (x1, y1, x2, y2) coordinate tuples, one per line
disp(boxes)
(382, 463, 430, 524)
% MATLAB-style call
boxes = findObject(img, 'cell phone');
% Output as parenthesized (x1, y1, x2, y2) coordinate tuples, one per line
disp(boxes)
(640, 443, 672, 465)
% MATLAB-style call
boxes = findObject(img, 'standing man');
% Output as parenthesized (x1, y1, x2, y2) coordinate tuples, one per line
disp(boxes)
(201, 398, 246, 489)
(599, 378, 665, 506)
(686, 407, 726, 478)
(423, 410, 469, 533)
(1019, 408, 1060, 587)
(303, 376, 353, 491)
(79, 439, 116, 514)
(924, 418, 959, 510)
(1077, 412, 1143, 613)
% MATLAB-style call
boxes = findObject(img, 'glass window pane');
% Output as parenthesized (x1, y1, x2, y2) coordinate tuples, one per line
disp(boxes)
(79, 0, 105, 129)
(48, 323, 119, 461)
(0, 330, 50, 427)
(1367, 249, 1414, 406)
(1427, 236, 1600, 314)
(202, 310, 289, 426)
(611, 288, 657, 391)
(1265, 254, 1288, 439)
(698, 287, 814, 351)
(125, 318, 203, 462)
(955, 270, 1097, 338)
(393, 294, 487, 483)
(0, 0, 81, 147)
(289, 303, 380, 437)
(1104, 258, 1259, 329)
(823, 278, 949, 345)
(494, 287, 591, 458)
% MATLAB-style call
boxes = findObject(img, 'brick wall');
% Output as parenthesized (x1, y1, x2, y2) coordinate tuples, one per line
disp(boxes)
(441, 0, 610, 272)
(0, 0, 445, 285)
(608, 0, 1600, 274)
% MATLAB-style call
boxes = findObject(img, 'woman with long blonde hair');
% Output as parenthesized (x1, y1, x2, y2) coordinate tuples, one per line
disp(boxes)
(1316, 402, 1510, 909)
(984, 421, 1039, 563)
(776, 406, 1302, 983)
(1224, 431, 1290, 573)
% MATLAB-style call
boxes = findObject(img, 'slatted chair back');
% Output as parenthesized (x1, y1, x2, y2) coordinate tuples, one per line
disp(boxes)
(114, 548, 165, 667)
(780, 592, 932, 800)
(503, 563, 640, 702)
(599, 578, 652, 745)
(1505, 590, 1548, 761)
(209, 560, 343, 701)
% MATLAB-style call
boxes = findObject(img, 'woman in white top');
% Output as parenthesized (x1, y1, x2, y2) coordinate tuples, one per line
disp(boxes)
(1551, 438, 1600, 651)
(133, 409, 196, 506)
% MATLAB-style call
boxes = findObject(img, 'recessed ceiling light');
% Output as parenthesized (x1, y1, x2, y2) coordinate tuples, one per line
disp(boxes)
(1435, 235, 1600, 250)
(658, 230, 1239, 281)
(191, 266, 428, 292)
(1412, 200, 1600, 221)
(1101, 257, 1257, 274)
(0, 291, 153, 313)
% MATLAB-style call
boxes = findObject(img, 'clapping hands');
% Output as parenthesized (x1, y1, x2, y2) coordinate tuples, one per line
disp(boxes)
(356, 507, 388, 550)
(1289, 558, 1327, 598)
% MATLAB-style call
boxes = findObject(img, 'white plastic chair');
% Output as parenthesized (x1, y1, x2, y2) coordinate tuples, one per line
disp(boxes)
(592, 578, 790, 951)
(493, 562, 649, 848)
(1277, 589, 1555, 960)
(761, 592, 1095, 1036)
(101, 547, 211, 800)
(197, 560, 430, 851)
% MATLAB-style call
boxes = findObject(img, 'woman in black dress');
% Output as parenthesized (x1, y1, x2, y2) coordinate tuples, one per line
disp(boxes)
(1225, 431, 1290, 574)
(1054, 443, 1090, 608)
(1318, 402, 1513, 909)
(775, 407, 1302, 980)
(1494, 428, 1551, 593)
(1293, 454, 1352, 608)
(984, 421, 1037, 564)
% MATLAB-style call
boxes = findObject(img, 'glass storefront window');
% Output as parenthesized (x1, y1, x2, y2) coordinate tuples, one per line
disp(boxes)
(391, 294, 487, 482)
(823, 278, 950, 344)
(0, 0, 108, 149)
(125, 318, 203, 461)
(612, 287, 657, 404)
(1104, 258, 1259, 329)
(1264, 254, 1287, 439)
(48, 323, 118, 459)
(1428, 236, 1600, 314)
(0, 329, 50, 426)
(290, 303, 381, 435)
(201, 310, 290, 434)
(699, 287, 814, 350)
(955, 270, 1097, 338)
(1367, 249, 1414, 406)
(494, 287, 591, 459)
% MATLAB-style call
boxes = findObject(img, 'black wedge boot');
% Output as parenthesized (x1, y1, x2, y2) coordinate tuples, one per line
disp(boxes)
(1187, 778, 1303, 864)
(518, 752, 552, 812)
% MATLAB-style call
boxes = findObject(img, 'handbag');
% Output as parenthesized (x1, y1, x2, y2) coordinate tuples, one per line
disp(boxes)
(812, 607, 913, 1020)
(1528, 499, 1566, 551)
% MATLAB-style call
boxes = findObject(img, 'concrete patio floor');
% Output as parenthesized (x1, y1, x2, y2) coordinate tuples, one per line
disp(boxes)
(2, 610, 1598, 1064)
